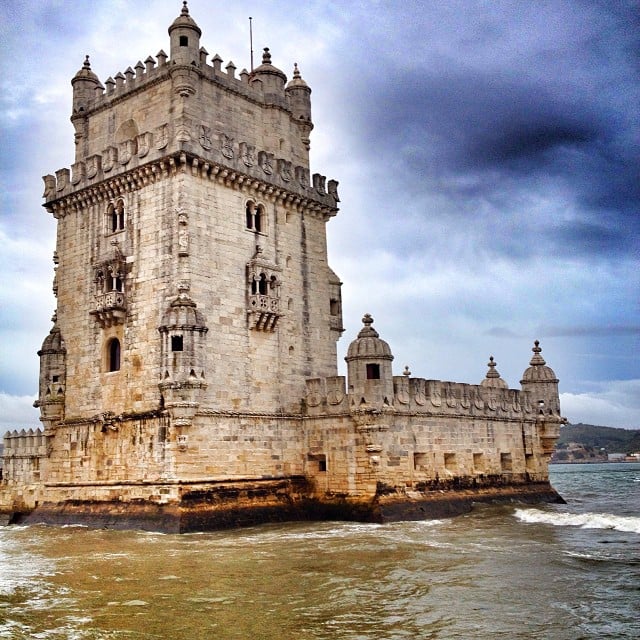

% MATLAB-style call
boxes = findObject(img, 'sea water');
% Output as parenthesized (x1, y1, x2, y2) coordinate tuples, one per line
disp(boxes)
(1, 463, 638, 639)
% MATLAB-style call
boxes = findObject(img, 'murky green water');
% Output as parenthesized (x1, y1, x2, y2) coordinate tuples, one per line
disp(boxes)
(2, 464, 639, 639)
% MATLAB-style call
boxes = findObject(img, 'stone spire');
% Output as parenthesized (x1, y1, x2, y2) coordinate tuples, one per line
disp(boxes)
(481, 356, 508, 389)
(521, 341, 558, 383)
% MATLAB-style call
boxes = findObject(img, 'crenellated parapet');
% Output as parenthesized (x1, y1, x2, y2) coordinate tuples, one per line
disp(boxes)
(2, 429, 46, 484)
(306, 315, 566, 429)
(43, 150, 338, 216)
(306, 374, 545, 421)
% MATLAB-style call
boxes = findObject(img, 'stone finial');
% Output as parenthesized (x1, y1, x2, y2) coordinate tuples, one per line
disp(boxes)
(262, 47, 272, 65)
(482, 355, 508, 388)
(529, 340, 546, 366)
(403, 366, 411, 377)
(358, 313, 379, 338)
(293, 62, 301, 79)
(486, 356, 500, 378)
(83, 55, 91, 70)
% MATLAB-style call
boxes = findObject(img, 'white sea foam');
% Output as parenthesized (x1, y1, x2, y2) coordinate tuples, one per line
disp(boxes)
(514, 508, 640, 534)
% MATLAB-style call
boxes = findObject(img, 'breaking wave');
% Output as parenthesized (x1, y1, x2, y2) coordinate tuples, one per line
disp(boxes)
(514, 508, 640, 534)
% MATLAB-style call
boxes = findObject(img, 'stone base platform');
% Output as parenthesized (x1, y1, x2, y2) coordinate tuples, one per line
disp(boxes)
(3, 479, 564, 533)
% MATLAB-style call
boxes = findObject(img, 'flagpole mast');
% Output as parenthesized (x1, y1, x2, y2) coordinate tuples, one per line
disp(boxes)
(249, 16, 254, 72)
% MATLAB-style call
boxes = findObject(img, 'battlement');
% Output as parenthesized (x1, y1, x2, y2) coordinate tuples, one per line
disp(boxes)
(304, 375, 562, 421)
(2, 428, 46, 457)
(75, 48, 296, 117)
(42, 150, 339, 216)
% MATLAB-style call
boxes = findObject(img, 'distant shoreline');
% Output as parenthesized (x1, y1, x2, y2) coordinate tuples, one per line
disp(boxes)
(550, 459, 640, 465)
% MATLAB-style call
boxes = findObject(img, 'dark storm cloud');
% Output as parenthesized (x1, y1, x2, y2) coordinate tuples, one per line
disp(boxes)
(339, 1, 639, 262)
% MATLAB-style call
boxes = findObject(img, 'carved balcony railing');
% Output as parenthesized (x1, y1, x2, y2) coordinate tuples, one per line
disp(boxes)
(90, 291, 127, 328)
(247, 294, 281, 331)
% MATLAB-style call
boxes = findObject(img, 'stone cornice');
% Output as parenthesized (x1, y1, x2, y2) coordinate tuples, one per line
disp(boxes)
(45, 151, 339, 221)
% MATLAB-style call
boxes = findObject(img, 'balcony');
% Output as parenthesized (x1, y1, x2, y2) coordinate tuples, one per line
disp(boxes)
(91, 291, 127, 328)
(247, 294, 281, 331)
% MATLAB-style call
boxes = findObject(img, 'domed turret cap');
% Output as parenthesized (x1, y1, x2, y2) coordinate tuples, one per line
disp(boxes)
(169, 1, 201, 36)
(286, 63, 309, 89)
(252, 47, 287, 82)
(481, 356, 508, 389)
(38, 319, 66, 355)
(72, 55, 100, 84)
(520, 341, 558, 383)
(345, 314, 394, 361)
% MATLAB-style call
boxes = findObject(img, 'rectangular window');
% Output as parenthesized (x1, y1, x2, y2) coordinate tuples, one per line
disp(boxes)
(366, 363, 380, 379)
(500, 452, 513, 472)
(414, 452, 428, 471)
(171, 335, 184, 352)
(444, 452, 456, 471)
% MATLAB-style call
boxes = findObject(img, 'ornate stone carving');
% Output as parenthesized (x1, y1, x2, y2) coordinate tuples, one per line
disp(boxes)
(155, 123, 169, 150)
(278, 158, 292, 182)
(102, 146, 117, 172)
(199, 125, 212, 150)
(220, 132, 234, 159)
(240, 142, 255, 167)
(258, 150, 274, 175)
(136, 132, 153, 158)
(86, 154, 101, 179)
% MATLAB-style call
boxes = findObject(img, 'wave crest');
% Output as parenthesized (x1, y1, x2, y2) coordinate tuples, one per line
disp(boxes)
(514, 508, 640, 534)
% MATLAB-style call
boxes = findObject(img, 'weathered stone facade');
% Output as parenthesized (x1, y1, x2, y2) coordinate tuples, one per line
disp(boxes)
(1, 4, 566, 531)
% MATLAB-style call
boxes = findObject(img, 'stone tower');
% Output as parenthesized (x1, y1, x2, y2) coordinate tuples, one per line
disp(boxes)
(1, 3, 565, 532)
(38, 2, 342, 435)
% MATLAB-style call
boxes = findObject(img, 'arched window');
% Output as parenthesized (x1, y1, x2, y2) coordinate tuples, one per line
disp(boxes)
(245, 201, 265, 233)
(108, 200, 125, 233)
(107, 338, 121, 372)
(258, 273, 268, 295)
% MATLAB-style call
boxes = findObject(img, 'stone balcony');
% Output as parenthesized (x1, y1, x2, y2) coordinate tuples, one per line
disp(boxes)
(91, 291, 127, 328)
(247, 294, 281, 331)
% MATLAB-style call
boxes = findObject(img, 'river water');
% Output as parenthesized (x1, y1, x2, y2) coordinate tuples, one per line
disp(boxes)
(1, 463, 638, 639)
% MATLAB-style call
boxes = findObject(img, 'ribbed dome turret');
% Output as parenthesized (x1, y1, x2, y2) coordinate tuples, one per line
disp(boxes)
(520, 341, 558, 383)
(71, 56, 101, 116)
(286, 63, 308, 89)
(72, 55, 100, 84)
(38, 321, 66, 356)
(481, 356, 508, 389)
(252, 47, 287, 86)
(345, 314, 393, 361)
(168, 1, 201, 37)
(161, 290, 207, 328)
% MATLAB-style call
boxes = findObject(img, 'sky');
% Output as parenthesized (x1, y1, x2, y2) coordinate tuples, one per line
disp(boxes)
(0, 0, 638, 430)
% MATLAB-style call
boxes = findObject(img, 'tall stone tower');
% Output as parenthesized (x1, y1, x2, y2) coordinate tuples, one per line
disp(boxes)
(38, 3, 342, 435)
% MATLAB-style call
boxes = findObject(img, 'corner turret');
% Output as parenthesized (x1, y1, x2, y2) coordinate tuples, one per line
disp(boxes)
(168, 1, 202, 66)
(286, 63, 314, 150)
(71, 55, 101, 115)
(520, 341, 561, 416)
(345, 314, 394, 408)
(251, 48, 287, 105)
(34, 313, 66, 434)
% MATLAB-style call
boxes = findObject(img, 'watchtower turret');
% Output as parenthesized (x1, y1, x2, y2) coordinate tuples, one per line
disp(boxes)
(168, 1, 202, 66)
(286, 63, 314, 150)
(345, 314, 394, 408)
(71, 55, 101, 115)
(520, 341, 561, 416)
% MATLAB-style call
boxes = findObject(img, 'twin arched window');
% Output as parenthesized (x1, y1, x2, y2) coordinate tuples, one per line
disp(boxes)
(245, 201, 265, 233)
(107, 200, 125, 233)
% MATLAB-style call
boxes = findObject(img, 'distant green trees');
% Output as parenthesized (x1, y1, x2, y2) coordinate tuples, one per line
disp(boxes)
(558, 424, 640, 454)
